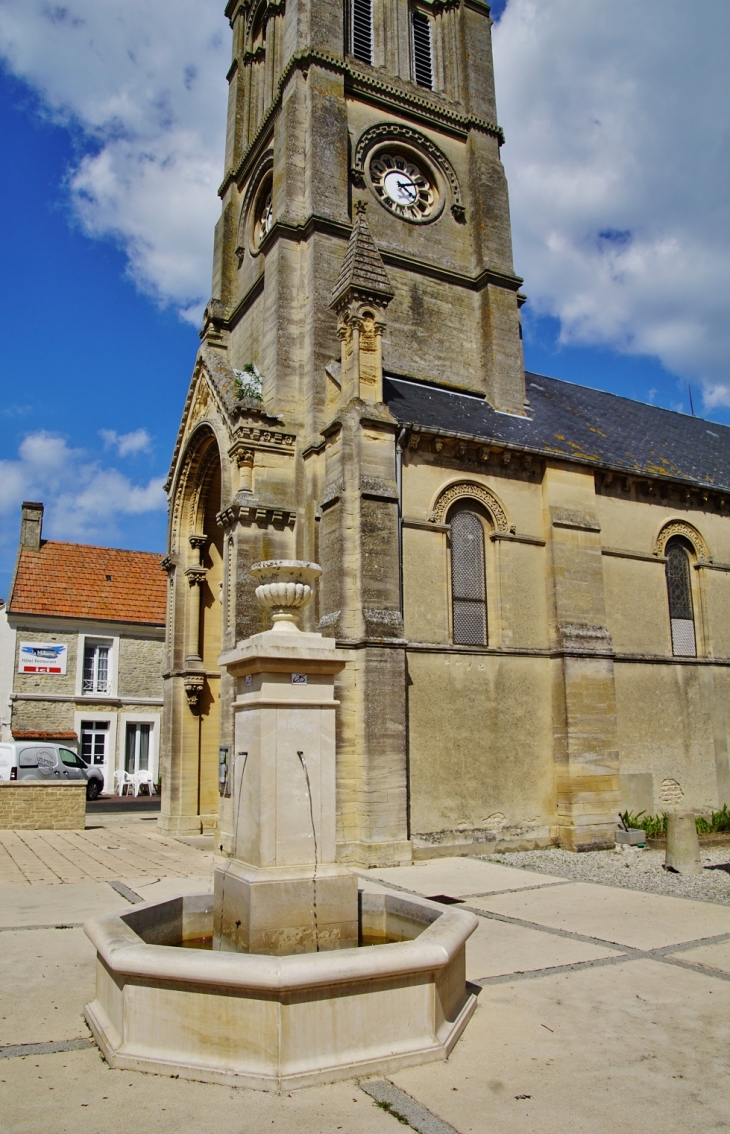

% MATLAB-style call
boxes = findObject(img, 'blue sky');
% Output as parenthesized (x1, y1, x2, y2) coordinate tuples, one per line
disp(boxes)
(0, 68, 200, 597)
(1, 0, 729, 600)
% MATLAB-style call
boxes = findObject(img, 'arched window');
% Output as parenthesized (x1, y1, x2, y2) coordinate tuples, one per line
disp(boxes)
(450, 507, 487, 646)
(349, 0, 373, 64)
(665, 537, 696, 657)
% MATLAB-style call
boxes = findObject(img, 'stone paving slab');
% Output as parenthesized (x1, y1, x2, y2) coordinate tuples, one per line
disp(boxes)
(0, 825, 213, 887)
(391, 957, 730, 1134)
(0, 882, 129, 928)
(0, 1046, 400, 1134)
(3, 840, 730, 1133)
(666, 937, 730, 975)
(465, 915, 618, 982)
(468, 880, 730, 950)
(0, 929, 94, 1046)
(362, 857, 567, 898)
(125, 875, 214, 902)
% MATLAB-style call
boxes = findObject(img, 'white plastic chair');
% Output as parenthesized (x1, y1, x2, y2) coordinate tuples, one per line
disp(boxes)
(114, 770, 134, 796)
(133, 771, 155, 797)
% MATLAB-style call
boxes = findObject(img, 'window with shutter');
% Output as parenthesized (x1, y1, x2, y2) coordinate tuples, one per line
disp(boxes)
(665, 538, 697, 657)
(350, 0, 373, 64)
(411, 11, 433, 89)
(450, 509, 487, 646)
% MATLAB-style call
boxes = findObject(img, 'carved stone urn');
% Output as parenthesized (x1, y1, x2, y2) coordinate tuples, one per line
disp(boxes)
(250, 559, 322, 630)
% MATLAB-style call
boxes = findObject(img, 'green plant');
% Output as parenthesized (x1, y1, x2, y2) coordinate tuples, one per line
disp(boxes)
(620, 805, 730, 838)
(710, 803, 730, 832)
(619, 810, 667, 838)
(233, 363, 263, 401)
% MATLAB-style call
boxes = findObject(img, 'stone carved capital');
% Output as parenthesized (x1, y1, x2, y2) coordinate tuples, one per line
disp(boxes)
(185, 566, 208, 588)
(183, 673, 206, 710)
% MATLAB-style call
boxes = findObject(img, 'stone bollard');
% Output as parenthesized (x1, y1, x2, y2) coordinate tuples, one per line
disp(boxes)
(665, 811, 702, 875)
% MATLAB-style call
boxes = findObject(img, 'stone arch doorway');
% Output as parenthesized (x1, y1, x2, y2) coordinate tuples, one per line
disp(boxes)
(160, 426, 225, 836)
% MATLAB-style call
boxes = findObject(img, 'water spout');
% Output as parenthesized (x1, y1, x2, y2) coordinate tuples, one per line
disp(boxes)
(297, 750, 319, 952)
(217, 751, 248, 946)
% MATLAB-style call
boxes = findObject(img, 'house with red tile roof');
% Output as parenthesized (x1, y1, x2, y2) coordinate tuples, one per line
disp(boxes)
(6, 503, 166, 795)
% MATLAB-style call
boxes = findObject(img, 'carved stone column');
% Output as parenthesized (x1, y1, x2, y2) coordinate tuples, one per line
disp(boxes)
(184, 534, 208, 708)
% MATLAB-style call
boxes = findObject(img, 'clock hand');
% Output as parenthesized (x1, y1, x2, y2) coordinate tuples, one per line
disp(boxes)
(396, 178, 417, 201)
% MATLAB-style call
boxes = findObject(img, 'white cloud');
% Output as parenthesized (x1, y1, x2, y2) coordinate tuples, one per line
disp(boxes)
(0, 0, 228, 323)
(493, 0, 730, 408)
(0, 429, 166, 541)
(100, 428, 152, 456)
(1, 0, 728, 409)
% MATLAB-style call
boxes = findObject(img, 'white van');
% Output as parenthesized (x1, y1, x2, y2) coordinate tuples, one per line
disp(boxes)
(0, 741, 104, 800)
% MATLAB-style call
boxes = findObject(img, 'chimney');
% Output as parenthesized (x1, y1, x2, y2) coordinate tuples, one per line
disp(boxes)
(20, 502, 44, 552)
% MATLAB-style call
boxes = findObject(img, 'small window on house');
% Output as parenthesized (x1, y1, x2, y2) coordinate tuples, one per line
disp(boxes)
(450, 508, 487, 646)
(83, 641, 110, 693)
(350, 0, 373, 64)
(411, 10, 433, 89)
(665, 537, 697, 657)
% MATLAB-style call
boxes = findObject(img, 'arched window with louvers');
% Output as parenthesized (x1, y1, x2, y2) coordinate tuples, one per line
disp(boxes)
(665, 536, 697, 657)
(448, 503, 489, 646)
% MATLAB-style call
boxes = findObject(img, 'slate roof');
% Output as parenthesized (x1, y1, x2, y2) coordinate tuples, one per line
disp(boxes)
(384, 372, 730, 492)
(9, 542, 167, 625)
(330, 205, 394, 310)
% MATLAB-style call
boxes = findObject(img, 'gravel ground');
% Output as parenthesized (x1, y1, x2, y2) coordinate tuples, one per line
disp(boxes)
(479, 844, 730, 905)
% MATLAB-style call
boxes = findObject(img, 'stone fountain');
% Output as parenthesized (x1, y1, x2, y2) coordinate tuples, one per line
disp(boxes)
(83, 562, 477, 1091)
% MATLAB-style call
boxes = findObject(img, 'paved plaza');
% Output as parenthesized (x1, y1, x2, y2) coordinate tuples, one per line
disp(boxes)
(1, 818, 729, 1133)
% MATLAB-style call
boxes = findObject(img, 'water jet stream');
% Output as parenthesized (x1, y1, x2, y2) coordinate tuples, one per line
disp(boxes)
(297, 749, 319, 952)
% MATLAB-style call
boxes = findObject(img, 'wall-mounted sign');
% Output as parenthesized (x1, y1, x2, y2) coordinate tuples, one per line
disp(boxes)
(18, 642, 68, 675)
(291, 673, 307, 685)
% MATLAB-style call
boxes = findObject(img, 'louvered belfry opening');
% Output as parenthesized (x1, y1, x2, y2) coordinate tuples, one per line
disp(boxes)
(411, 10, 433, 89)
(450, 508, 488, 646)
(351, 0, 373, 64)
(665, 537, 697, 657)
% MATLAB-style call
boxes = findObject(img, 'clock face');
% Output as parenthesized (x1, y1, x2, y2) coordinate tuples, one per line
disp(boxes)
(369, 153, 435, 221)
(256, 189, 273, 245)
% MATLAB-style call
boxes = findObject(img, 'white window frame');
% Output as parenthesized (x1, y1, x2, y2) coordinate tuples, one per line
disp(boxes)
(118, 712, 160, 782)
(74, 711, 117, 772)
(75, 634, 118, 698)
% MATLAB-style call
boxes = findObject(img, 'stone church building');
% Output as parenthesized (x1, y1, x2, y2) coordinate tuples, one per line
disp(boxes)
(159, 0, 730, 861)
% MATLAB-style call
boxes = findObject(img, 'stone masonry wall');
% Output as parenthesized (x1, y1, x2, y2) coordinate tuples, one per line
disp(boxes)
(0, 782, 85, 829)
(117, 636, 164, 699)
(11, 699, 75, 734)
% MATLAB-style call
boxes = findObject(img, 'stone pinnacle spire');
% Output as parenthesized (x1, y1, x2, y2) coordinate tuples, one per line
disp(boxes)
(329, 201, 395, 312)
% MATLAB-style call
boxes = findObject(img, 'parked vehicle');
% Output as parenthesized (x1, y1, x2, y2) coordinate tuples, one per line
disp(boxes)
(0, 741, 104, 800)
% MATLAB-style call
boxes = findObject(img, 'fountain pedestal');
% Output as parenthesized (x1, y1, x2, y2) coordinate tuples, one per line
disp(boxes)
(83, 560, 478, 1090)
(216, 622, 357, 954)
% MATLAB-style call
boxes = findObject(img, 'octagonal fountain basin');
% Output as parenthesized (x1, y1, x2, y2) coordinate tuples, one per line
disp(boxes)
(84, 890, 478, 1092)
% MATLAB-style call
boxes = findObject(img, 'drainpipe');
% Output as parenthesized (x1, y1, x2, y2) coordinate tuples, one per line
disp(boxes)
(395, 427, 408, 616)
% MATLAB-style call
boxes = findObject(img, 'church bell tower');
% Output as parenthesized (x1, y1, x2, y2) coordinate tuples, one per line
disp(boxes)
(160, 0, 525, 859)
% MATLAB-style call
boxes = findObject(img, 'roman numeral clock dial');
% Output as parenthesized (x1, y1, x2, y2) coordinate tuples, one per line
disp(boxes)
(369, 153, 436, 221)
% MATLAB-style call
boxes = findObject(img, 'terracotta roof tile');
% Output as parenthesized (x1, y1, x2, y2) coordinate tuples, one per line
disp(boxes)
(9, 542, 166, 625)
